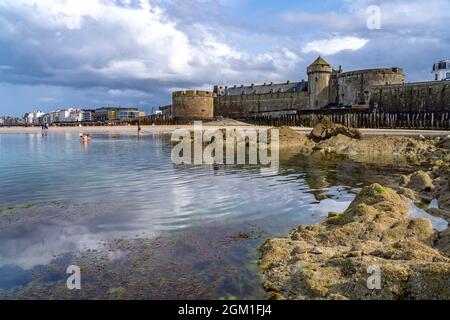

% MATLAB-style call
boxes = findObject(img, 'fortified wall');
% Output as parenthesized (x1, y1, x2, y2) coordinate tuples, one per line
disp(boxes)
(369, 81, 450, 112)
(172, 90, 215, 121)
(213, 81, 308, 118)
(169, 57, 450, 120)
(338, 68, 405, 106)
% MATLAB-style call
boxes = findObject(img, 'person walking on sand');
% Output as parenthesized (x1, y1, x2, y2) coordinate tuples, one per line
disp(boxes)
(137, 122, 142, 138)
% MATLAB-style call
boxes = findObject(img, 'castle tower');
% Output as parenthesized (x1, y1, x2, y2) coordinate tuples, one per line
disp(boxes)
(172, 90, 216, 121)
(307, 56, 333, 109)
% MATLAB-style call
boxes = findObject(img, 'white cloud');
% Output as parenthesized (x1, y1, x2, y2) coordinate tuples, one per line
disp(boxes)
(302, 37, 369, 56)
(0, 0, 303, 90)
(39, 97, 59, 103)
(1, 0, 449, 115)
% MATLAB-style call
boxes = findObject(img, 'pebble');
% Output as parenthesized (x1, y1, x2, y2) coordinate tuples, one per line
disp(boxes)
(309, 247, 324, 255)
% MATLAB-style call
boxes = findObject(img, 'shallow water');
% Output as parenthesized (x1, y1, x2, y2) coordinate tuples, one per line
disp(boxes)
(0, 132, 434, 299)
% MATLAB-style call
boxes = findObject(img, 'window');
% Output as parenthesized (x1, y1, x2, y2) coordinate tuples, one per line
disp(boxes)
(447, 72, 450, 80)
(439, 62, 447, 69)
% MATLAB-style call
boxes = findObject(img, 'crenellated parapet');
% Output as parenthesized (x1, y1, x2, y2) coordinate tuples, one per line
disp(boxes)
(172, 90, 216, 98)
(172, 90, 216, 121)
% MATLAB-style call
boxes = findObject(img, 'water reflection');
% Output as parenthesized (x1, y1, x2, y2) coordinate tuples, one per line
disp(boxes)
(0, 132, 437, 299)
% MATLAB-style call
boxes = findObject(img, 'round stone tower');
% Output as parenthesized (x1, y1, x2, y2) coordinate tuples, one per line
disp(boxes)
(307, 56, 333, 110)
(172, 90, 216, 121)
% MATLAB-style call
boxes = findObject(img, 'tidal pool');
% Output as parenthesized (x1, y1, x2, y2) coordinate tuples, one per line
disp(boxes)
(0, 132, 430, 299)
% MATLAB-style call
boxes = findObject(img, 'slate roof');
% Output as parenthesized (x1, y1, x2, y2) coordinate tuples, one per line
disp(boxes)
(217, 81, 308, 96)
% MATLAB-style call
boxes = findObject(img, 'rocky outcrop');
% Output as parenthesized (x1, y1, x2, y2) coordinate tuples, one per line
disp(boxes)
(309, 117, 362, 142)
(400, 171, 435, 193)
(437, 138, 450, 150)
(260, 184, 450, 300)
(315, 135, 436, 158)
(260, 122, 450, 300)
(278, 126, 316, 151)
(271, 119, 446, 162)
(399, 166, 450, 210)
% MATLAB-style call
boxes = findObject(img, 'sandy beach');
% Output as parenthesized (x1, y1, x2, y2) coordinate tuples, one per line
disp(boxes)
(1, 125, 450, 137)
(0, 124, 262, 134)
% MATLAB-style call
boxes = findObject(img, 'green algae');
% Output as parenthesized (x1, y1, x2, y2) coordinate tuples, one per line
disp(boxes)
(0, 204, 35, 216)
(326, 212, 347, 225)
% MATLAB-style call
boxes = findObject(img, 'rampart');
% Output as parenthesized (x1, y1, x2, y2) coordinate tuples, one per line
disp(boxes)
(172, 90, 215, 120)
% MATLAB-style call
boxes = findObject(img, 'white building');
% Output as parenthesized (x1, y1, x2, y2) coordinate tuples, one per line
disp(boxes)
(57, 109, 71, 122)
(432, 59, 450, 81)
(24, 110, 45, 125)
(54, 108, 84, 122)
(68, 109, 84, 122)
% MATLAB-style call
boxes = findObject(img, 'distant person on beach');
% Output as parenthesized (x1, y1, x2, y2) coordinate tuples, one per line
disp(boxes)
(79, 133, 91, 143)
(137, 123, 142, 137)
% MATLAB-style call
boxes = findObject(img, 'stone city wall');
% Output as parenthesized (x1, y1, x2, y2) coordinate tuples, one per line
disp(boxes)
(338, 68, 405, 107)
(369, 81, 450, 112)
(214, 92, 309, 118)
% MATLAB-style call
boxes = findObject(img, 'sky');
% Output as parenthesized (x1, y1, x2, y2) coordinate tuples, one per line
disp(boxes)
(0, 0, 449, 116)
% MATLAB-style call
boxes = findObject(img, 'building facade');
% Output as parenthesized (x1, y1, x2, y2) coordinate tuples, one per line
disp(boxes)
(116, 109, 145, 120)
(158, 105, 172, 116)
(432, 59, 450, 81)
(92, 107, 145, 122)
(23, 111, 45, 125)
(0, 116, 23, 126)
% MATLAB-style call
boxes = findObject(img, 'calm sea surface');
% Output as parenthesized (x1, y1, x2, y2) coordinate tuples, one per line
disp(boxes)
(0, 132, 441, 299)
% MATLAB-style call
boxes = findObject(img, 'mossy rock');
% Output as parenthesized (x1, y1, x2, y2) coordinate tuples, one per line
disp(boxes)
(327, 212, 347, 225)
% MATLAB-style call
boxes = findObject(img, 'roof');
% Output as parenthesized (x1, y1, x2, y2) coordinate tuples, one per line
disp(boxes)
(310, 56, 330, 66)
(217, 81, 308, 96)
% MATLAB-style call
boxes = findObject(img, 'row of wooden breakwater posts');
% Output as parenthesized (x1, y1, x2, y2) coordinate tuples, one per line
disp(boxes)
(135, 111, 450, 130)
(247, 111, 450, 130)
(15, 112, 450, 129)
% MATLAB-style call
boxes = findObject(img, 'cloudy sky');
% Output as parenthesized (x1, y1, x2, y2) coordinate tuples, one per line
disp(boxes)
(0, 0, 449, 116)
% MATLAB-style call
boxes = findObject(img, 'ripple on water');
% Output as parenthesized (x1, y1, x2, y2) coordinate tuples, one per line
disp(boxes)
(0, 132, 434, 299)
